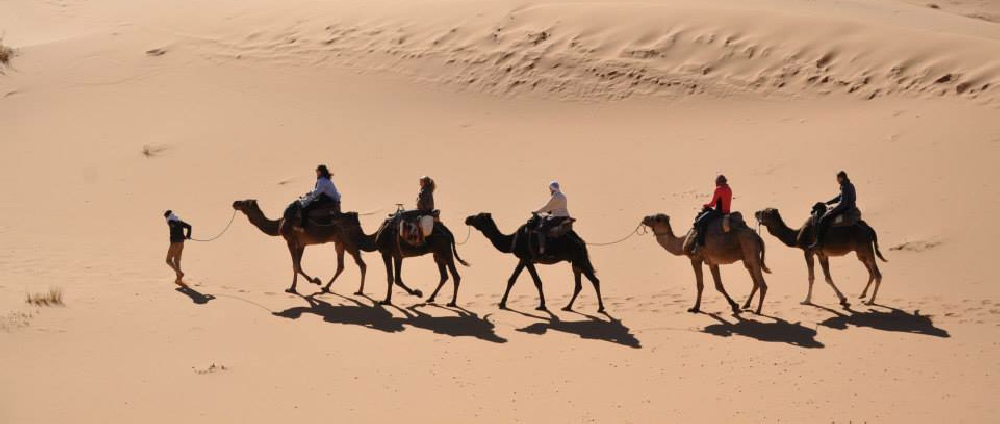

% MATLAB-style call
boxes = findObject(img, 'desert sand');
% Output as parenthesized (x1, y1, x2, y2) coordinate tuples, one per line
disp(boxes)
(2, 0, 999, 422)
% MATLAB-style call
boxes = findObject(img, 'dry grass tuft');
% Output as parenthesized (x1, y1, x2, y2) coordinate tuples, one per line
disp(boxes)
(142, 144, 169, 158)
(25, 288, 64, 306)
(0, 36, 14, 68)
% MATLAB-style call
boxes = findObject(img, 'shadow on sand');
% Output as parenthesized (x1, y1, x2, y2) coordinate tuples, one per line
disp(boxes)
(702, 313, 824, 349)
(273, 293, 506, 342)
(814, 304, 950, 337)
(176, 286, 215, 305)
(515, 310, 642, 349)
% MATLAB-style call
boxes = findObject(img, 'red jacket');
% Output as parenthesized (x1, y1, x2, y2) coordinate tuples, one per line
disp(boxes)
(704, 184, 732, 214)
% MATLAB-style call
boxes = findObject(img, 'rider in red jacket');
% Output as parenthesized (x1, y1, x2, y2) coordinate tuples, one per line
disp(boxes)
(692, 175, 732, 253)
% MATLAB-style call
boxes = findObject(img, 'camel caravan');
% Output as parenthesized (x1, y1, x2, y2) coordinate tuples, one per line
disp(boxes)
(185, 165, 887, 315)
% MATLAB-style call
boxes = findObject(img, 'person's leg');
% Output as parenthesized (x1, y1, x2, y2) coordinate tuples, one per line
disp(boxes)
(812, 206, 845, 248)
(174, 243, 186, 283)
(166, 243, 179, 275)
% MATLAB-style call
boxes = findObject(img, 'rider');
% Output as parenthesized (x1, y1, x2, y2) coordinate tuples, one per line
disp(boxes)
(692, 175, 732, 253)
(297, 164, 341, 231)
(417, 176, 435, 213)
(164, 210, 192, 286)
(533, 181, 570, 255)
(808, 170, 856, 250)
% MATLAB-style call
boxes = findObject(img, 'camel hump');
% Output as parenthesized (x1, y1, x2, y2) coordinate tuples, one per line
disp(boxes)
(723, 211, 748, 233)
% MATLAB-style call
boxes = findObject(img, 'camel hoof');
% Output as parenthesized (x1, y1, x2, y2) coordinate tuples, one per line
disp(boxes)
(858, 294, 867, 299)
(446, 302, 457, 307)
(800, 300, 812, 306)
(687, 307, 700, 313)
(755, 308, 763, 315)
(498, 303, 508, 310)
(535, 305, 548, 312)
(378, 299, 392, 306)
(412, 290, 424, 298)
(310, 278, 321, 285)
(864, 300, 875, 306)
(320, 287, 331, 294)
(597, 307, 606, 313)
(426, 297, 436, 304)
(354, 290, 364, 296)
(285, 288, 297, 294)
(561, 306, 573, 312)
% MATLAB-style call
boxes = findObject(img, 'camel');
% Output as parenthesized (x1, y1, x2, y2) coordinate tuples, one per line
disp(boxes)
(754, 207, 887, 306)
(356, 213, 470, 307)
(465, 213, 605, 312)
(232, 200, 369, 294)
(641, 213, 771, 314)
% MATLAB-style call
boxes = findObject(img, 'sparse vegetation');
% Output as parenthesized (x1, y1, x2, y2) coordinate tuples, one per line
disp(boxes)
(927, 3, 940, 9)
(142, 144, 169, 158)
(25, 288, 64, 306)
(0, 35, 14, 68)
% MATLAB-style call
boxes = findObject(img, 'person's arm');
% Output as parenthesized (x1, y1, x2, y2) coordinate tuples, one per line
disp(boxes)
(304, 181, 322, 202)
(826, 191, 841, 205)
(534, 196, 557, 214)
(704, 188, 721, 209)
(182, 221, 192, 239)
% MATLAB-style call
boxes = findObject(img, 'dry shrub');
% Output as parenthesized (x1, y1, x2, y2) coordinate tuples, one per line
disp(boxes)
(0, 36, 13, 67)
(25, 288, 64, 306)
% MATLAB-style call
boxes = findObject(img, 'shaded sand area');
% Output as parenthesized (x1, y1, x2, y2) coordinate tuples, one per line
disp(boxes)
(1, 0, 998, 422)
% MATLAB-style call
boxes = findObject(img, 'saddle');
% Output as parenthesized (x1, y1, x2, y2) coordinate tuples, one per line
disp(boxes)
(809, 203, 862, 228)
(682, 212, 747, 254)
(393, 209, 441, 247)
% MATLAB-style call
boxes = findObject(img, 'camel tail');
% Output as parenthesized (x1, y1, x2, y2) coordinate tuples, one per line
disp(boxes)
(866, 223, 888, 262)
(757, 232, 772, 274)
(442, 225, 471, 267)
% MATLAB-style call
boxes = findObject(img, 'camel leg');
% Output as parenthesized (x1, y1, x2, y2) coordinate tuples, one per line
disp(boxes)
(351, 249, 367, 295)
(426, 257, 449, 304)
(562, 266, 583, 312)
(689, 260, 705, 313)
(750, 266, 768, 315)
(818, 255, 848, 306)
(446, 256, 461, 307)
(323, 243, 347, 293)
(802, 251, 816, 305)
(709, 264, 740, 315)
(287, 243, 303, 293)
(379, 253, 394, 305)
(861, 253, 884, 305)
(743, 262, 758, 311)
(525, 263, 548, 311)
(582, 266, 604, 313)
(291, 245, 322, 288)
(500, 262, 526, 310)
(392, 256, 423, 298)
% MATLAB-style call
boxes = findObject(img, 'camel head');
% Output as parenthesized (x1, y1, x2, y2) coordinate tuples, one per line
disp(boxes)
(641, 213, 671, 230)
(464, 212, 493, 230)
(232, 199, 261, 214)
(754, 208, 782, 228)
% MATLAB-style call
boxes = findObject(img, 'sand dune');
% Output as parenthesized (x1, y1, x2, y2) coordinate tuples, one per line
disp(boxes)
(1, 0, 999, 422)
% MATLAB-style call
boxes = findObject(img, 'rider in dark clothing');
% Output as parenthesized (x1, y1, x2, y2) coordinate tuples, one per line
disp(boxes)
(417, 176, 435, 212)
(808, 171, 857, 250)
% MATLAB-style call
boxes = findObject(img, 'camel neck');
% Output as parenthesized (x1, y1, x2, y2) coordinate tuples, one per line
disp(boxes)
(653, 223, 685, 256)
(478, 219, 515, 254)
(765, 213, 802, 248)
(242, 207, 281, 236)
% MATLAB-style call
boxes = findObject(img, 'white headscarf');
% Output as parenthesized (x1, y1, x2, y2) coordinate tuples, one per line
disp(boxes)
(166, 212, 180, 222)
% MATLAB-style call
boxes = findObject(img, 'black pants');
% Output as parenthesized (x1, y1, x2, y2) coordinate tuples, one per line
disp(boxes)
(536, 216, 569, 254)
(694, 209, 723, 247)
(815, 204, 848, 243)
(299, 196, 340, 228)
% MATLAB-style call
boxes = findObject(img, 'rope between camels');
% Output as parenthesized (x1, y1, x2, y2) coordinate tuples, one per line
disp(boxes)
(307, 207, 389, 227)
(455, 225, 472, 245)
(586, 223, 646, 247)
(190, 210, 238, 242)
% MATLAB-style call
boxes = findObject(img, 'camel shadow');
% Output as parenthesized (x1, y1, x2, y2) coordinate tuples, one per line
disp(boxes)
(814, 304, 950, 337)
(175, 286, 215, 305)
(516, 311, 642, 349)
(702, 313, 825, 349)
(273, 293, 405, 333)
(401, 304, 507, 343)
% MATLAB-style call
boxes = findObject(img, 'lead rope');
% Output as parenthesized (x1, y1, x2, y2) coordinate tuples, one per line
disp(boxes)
(190, 210, 238, 242)
(586, 223, 646, 247)
(455, 225, 472, 245)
